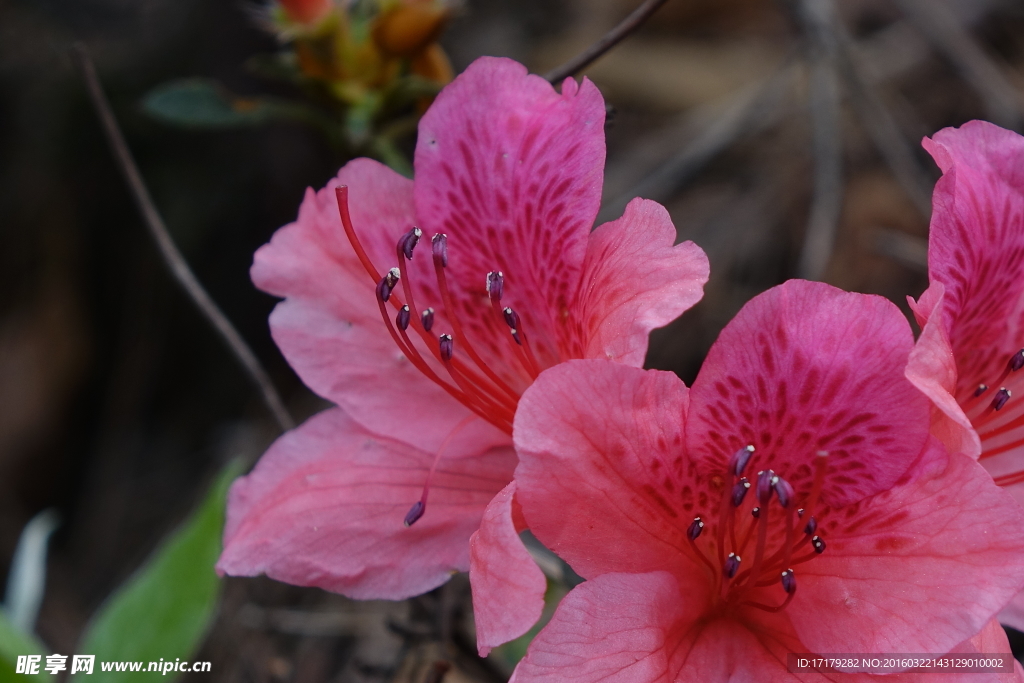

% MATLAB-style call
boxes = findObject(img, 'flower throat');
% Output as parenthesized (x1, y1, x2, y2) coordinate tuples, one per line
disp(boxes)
(686, 446, 830, 613)
(966, 348, 1024, 486)
(335, 186, 543, 524)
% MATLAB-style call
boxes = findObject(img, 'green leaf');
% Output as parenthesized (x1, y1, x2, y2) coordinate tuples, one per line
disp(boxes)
(72, 461, 244, 682)
(0, 610, 51, 682)
(142, 78, 316, 129)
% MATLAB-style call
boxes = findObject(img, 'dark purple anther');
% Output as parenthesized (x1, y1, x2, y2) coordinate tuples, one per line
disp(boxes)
(756, 469, 775, 505)
(431, 233, 448, 267)
(486, 271, 504, 301)
(376, 267, 401, 302)
(503, 306, 520, 330)
(773, 476, 795, 508)
(811, 536, 826, 554)
(422, 307, 435, 332)
(731, 477, 751, 507)
(404, 500, 425, 527)
(803, 516, 817, 535)
(992, 388, 1011, 411)
(1010, 349, 1024, 372)
(511, 329, 523, 345)
(751, 507, 760, 519)
(723, 553, 741, 579)
(396, 305, 410, 331)
(398, 227, 422, 260)
(730, 445, 755, 477)
(780, 569, 796, 594)
(439, 334, 454, 361)
(974, 384, 989, 398)
(687, 516, 704, 541)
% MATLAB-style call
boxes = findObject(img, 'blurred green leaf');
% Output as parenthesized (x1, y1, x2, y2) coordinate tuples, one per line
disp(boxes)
(72, 461, 244, 682)
(0, 610, 51, 682)
(142, 78, 317, 129)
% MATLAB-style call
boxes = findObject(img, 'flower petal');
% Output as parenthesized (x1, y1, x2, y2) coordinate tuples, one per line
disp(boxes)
(512, 571, 807, 683)
(413, 57, 606, 369)
(906, 283, 982, 458)
(217, 407, 516, 599)
(790, 441, 1024, 657)
(921, 121, 1024, 405)
(567, 198, 710, 366)
(469, 481, 547, 657)
(253, 158, 508, 453)
(688, 279, 930, 507)
(514, 360, 693, 579)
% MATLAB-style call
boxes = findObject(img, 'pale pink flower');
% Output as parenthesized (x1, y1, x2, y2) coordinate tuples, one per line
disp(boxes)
(904, 121, 1024, 628)
(216, 55, 710, 631)
(509, 280, 1024, 682)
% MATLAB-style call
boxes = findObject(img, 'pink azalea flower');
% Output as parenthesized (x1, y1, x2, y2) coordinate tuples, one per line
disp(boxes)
(904, 121, 1024, 628)
(509, 280, 1024, 682)
(215, 55, 710, 632)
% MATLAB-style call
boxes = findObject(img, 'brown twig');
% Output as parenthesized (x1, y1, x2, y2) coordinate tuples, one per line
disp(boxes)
(544, 0, 671, 84)
(71, 43, 296, 434)
(796, 0, 845, 281)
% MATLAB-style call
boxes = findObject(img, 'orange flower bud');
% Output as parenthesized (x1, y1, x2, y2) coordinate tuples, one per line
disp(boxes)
(279, 0, 331, 26)
(373, 2, 449, 58)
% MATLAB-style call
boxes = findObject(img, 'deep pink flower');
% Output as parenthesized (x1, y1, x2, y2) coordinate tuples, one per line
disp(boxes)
(904, 121, 1024, 627)
(509, 280, 1024, 682)
(216, 56, 709, 617)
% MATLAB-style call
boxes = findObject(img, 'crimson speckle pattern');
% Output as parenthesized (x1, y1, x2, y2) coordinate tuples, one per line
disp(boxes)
(413, 58, 605, 385)
(688, 281, 930, 507)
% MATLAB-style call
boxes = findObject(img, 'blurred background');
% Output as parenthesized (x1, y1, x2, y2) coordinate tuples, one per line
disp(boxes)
(2, 0, 1024, 680)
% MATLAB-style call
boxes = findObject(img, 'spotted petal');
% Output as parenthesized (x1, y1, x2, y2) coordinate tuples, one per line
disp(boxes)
(413, 57, 606, 371)
(688, 279, 930, 507)
(252, 158, 507, 454)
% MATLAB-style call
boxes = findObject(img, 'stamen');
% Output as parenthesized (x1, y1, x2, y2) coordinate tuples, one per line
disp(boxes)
(730, 445, 755, 477)
(439, 334, 454, 361)
(724, 553, 741, 579)
(687, 516, 705, 540)
(404, 501, 425, 527)
(1011, 350, 1024, 373)
(751, 507, 760, 519)
(403, 414, 478, 527)
(486, 271, 504, 301)
(502, 306, 542, 377)
(431, 233, 448, 267)
(780, 568, 796, 594)
(377, 268, 401, 302)
(422, 307, 435, 331)
(811, 536, 826, 553)
(974, 384, 989, 398)
(396, 305, 411, 331)
(992, 388, 1011, 411)
(396, 229, 424, 324)
(430, 236, 521, 402)
(685, 516, 717, 574)
(803, 516, 817, 535)
(773, 476, 794, 508)
(398, 227, 422, 260)
(756, 470, 775, 505)
(731, 477, 751, 507)
(335, 186, 381, 282)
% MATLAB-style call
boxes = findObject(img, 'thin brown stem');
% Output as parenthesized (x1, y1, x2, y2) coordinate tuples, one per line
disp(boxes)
(544, 0, 671, 84)
(71, 43, 296, 434)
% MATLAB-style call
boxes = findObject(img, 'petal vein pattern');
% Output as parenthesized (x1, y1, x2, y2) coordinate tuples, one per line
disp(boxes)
(220, 56, 709, 617)
(513, 280, 1024, 683)
(903, 121, 1024, 630)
